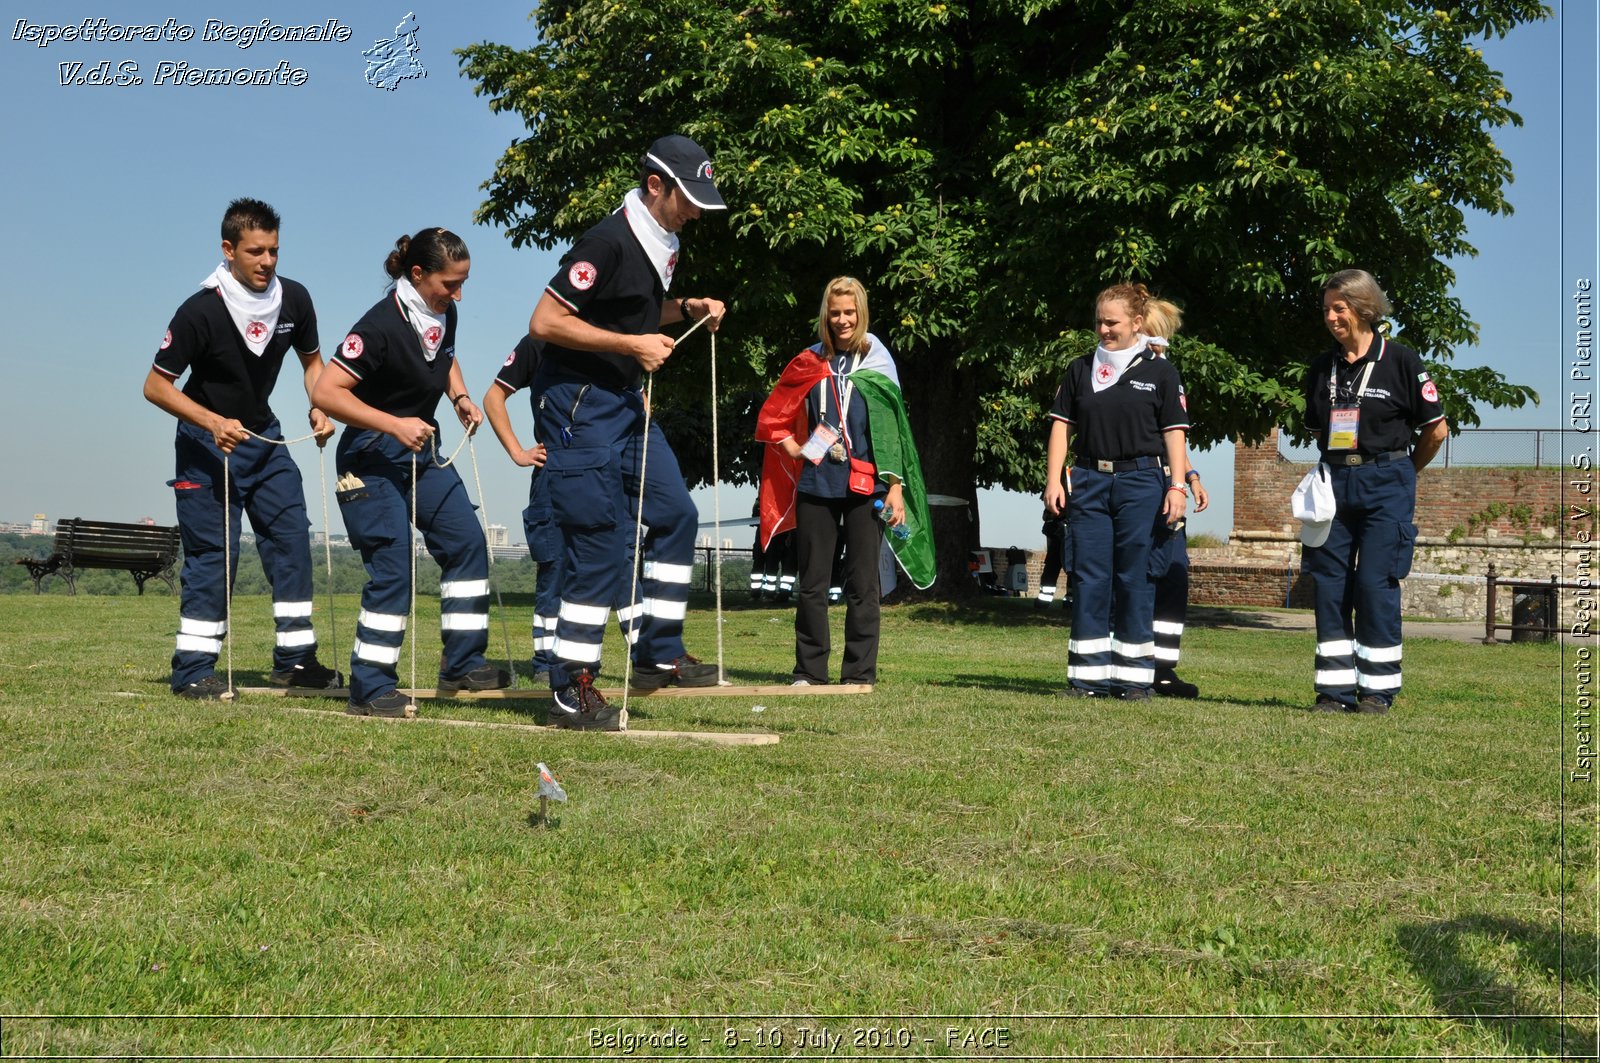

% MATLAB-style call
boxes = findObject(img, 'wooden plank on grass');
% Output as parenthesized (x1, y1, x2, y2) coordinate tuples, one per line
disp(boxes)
(237, 683, 872, 699)
(266, 702, 779, 745)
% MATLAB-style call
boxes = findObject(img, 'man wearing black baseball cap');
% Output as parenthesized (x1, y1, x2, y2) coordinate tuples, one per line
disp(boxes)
(527, 134, 728, 730)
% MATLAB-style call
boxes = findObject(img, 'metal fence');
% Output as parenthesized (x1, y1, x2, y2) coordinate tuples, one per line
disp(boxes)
(1280, 428, 1563, 468)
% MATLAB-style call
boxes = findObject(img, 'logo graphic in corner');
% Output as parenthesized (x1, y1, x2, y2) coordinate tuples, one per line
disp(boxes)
(246, 321, 269, 343)
(160, 329, 172, 351)
(1094, 362, 1115, 385)
(503, 350, 517, 367)
(342, 334, 364, 359)
(698, 161, 714, 180)
(1421, 380, 1439, 403)
(569, 261, 598, 291)
(422, 325, 443, 354)
(364, 12, 427, 91)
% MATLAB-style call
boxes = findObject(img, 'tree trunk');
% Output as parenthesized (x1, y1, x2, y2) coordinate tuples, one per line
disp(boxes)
(899, 342, 981, 601)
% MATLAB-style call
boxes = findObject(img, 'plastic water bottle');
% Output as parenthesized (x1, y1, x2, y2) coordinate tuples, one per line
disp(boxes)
(873, 498, 912, 542)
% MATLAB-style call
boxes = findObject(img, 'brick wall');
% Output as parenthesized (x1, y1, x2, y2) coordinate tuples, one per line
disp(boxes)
(1235, 428, 1566, 540)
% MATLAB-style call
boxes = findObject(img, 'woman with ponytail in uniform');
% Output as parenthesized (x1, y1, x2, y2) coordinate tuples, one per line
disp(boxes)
(313, 229, 510, 717)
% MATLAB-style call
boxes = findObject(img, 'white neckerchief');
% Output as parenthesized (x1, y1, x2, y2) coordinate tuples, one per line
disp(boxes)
(200, 262, 282, 357)
(621, 187, 680, 292)
(393, 276, 447, 361)
(1143, 335, 1170, 356)
(1090, 336, 1148, 393)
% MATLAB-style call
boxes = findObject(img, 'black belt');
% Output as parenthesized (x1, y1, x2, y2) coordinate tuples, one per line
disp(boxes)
(1075, 455, 1164, 474)
(1322, 449, 1409, 466)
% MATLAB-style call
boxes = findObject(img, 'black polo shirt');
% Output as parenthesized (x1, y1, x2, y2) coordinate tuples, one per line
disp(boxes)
(1303, 334, 1445, 457)
(152, 279, 320, 429)
(1049, 352, 1189, 462)
(494, 335, 546, 399)
(494, 335, 548, 444)
(330, 290, 458, 421)
(543, 211, 661, 388)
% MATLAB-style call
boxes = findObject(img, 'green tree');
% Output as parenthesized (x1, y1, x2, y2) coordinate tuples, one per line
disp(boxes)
(460, 0, 1542, 596)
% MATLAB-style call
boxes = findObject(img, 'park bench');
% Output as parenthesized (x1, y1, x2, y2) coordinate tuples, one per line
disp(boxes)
(14, 518, 180, 595)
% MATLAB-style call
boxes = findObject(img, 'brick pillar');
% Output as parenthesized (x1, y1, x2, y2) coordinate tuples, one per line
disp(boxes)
(1233, 428, 1304, 538)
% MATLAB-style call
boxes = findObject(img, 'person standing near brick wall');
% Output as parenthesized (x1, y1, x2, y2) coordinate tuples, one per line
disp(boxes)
(1300, 269, 1448, 714)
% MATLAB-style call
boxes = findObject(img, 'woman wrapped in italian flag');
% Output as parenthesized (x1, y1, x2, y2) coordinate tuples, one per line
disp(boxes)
(755, 276, 934, 687)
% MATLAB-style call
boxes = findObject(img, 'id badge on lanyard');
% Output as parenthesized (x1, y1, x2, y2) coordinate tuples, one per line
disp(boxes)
(1327, 406, 1360, 451)
(1326, 344, 1380, 452)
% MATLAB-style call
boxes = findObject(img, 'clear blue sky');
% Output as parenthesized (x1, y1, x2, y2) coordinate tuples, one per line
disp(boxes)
(0, 1, 1592, 545)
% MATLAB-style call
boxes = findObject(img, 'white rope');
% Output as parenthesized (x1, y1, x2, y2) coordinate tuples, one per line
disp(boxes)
(221, 453, 234, 700)
(409, 451, 419, 701)
(424, 430, 472, 469)
(620, 372, 653, 726)
(317, 443, 338, 680)
(466, 432, 518, 689)
(709, 330, 725, 684)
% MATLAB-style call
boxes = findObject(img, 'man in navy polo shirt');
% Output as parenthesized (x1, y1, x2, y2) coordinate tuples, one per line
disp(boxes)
(528, 134, 729, 730)
(142, 198, 340, 700)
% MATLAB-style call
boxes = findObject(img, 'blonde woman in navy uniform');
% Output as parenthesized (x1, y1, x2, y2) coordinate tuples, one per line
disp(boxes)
(313, 229, 510, 717)
(1301, 269, 1447, 713)
(1043, 283, 1189, 700)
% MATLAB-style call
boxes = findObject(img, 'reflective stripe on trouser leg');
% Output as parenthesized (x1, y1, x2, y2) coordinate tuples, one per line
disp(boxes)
(1065, 469, 1115, 694)
(623, 420, 698, 666)
(1356, 641, 1403, 695)
(170, 422, 243, 689)
(337, 454, 413, 703)
(243, 434, 319, 670)
(1108, 467, 1163, 692)
(1037, 585, 1056, 604)
(1303, 480, 1359, 706)
(414, 460, 492, 683)
(1151, 524, 1189, 668)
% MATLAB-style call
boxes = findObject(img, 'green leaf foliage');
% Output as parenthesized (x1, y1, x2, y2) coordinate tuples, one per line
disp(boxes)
(459, 0, 1543, 529)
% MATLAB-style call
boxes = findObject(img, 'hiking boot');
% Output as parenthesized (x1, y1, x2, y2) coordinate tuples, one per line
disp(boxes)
(346, 690, 416, 718)
(438, 665, 512, 695)
(629, 653, 719, 690)
(1153, 668, 1199, 699)
(1355, 695, 1392, 715)
(175, 674, 234, 701)
(549, 671, 621, 731)
(268, 660, 343, 690)
(1307, 695, 1349, 713)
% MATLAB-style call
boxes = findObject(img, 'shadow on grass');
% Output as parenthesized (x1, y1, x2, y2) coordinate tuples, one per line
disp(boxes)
(1397, 915, 1598, 1057)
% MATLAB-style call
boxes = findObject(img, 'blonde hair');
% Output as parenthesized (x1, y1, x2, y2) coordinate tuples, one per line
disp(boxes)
(1095, 281, 1152, 324)
(1142, 298, 1183, 345)
(1320, 269, 1393, 324)
(817, 276, 870, 358)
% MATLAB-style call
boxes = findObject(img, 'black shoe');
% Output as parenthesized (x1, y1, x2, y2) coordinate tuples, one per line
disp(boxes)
(438, 665, 512, 694)
(629, 653, 719, 690)
(268, 660, 343, 689)
(175, 674, 234, 701)
(346, 690, 415, 718)
(549, 671, 621, 731)
(1120, 687, 1153, 702)
(1054, 686, 1104, 699)
(1355, 695, 1392, 715)
(1153, 669, 1200, 699)
(1307, 695, 1349, 713)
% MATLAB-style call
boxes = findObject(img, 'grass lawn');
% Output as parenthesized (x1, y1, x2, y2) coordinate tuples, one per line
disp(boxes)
(0, 591, 1591, 1058)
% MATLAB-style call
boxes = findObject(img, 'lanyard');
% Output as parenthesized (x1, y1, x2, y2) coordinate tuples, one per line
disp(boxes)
(816, 352, 863, 451)
(1328, 336, 1383, 409)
